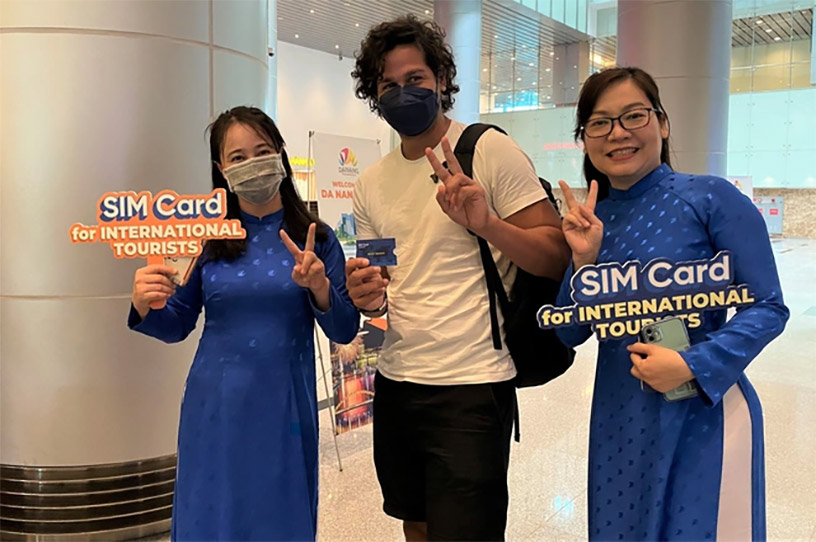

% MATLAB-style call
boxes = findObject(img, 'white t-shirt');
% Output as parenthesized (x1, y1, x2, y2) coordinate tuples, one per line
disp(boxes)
(353, 120, 546, 385)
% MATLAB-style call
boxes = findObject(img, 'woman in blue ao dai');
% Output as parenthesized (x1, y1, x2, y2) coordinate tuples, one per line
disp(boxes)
(556, 68, 788, 541)
(128, 107, 358, 541)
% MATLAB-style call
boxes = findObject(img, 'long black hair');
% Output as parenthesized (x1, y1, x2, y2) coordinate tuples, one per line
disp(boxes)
(574, 67, 672, 201)
(203, 106, 327, 262)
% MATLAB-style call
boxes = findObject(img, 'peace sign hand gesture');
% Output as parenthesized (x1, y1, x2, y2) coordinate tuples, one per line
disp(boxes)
(279, 223, 330, 296)
(425, 137, 491, 234)
(559, 180, 604, 269)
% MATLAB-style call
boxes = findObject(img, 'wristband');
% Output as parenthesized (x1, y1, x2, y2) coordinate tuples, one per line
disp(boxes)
(360, 296, 387, 316)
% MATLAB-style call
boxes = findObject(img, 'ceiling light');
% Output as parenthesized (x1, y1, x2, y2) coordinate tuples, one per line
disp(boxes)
(425, 9, 430, 14)
(529, 62, 534, 66)
(309, 9, 314, 14)
(756, 19, 763, 24)
(765, 28, 773, 32)
(517, 77, 522, 81)
(511, 57, 516, 61)
(483, 68, 488, 72)
(550, 51, 555, 56)
(335, 45, 340, 49)
(774, 36, 782, 41)
(355, 23, 359, 27)
(546, 95, 551, 99)
(494, 35, 498, 39)
(532, 82, 537, 85)
(545, 68, 551, 72)
(295, 34, 299, 38)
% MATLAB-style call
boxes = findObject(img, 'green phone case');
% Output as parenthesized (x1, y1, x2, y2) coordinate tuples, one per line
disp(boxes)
(640, 317, 699, 402)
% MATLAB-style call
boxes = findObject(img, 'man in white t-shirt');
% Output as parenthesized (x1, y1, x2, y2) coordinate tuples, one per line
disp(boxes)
(345, 15, 570, 541)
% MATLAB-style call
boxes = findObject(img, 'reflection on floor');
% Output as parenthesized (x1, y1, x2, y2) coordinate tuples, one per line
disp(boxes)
(317, 238, 816, 542)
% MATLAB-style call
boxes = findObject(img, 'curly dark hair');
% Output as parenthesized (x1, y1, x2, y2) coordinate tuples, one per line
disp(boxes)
(352, 15, 459, 114)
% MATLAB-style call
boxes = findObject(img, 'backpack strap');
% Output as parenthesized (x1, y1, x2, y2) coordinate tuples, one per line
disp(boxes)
(452, 123, 510, 351)
(453, 123, 507, 179)
(475, 235, 507, 350)
(454, 123, 522, 442)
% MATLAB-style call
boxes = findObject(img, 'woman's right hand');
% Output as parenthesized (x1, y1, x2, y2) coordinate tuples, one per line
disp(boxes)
(558, 180, 603, 269)
(132, 265, 178, 318)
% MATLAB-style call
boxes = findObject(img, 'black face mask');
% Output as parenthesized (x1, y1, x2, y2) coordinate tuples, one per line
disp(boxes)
(378, 85, 440, 136)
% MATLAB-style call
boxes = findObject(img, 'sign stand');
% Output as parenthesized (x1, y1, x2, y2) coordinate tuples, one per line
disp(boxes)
(315, 329, 344, 472)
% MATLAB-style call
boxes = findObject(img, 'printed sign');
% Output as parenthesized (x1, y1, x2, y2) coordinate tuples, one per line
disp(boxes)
(69, 189, 246, 265)
(537, 251, 756, 340)
(312, 133, 381, 251)
(312, 132, 383, 435)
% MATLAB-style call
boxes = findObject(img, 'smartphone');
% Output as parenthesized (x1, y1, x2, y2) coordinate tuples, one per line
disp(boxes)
(164, 256, 198, 286)
(639, 317, 699, 402)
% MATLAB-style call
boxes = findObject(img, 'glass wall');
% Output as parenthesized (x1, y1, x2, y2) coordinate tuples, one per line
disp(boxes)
(513, 0, 589, 32)
(728, 2, 815, 188)
(479, 44, 572, 113)
(485, 1, 813, 108)
(480, 0, 816, 188)
(730, 5, 813, 93)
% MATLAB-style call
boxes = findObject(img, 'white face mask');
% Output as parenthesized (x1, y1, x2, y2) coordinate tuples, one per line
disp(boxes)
(222, 154, 286, 205)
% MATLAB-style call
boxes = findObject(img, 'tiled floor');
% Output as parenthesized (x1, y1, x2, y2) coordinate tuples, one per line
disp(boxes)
(316, 238, 816, 542)
(142, 239, 815, 541)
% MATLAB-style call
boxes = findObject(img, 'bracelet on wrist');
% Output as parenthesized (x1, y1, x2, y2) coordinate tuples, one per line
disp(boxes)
(360, 297, 387, 316)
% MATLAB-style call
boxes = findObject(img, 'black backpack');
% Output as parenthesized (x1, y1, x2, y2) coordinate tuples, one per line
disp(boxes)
(453, 123, 575, 391)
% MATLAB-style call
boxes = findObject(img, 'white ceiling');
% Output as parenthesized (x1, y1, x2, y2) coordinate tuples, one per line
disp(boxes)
(276, 0, 593, 95)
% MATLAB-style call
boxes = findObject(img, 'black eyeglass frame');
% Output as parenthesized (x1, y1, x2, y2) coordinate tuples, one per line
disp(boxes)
(581, 107, 662, 138)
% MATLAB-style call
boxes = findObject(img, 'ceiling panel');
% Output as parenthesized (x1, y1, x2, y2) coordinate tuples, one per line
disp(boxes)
(277, 0, 433, 61)
(277, 0, 589, 58)
(731, 7, 813, 46)
(276, 1, 813, 98)
(277, 0, 591, 96)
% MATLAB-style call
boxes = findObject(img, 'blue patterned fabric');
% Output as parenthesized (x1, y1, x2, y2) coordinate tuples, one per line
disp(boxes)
(556, 164, 788, 541)
(129, 208, 358, 541)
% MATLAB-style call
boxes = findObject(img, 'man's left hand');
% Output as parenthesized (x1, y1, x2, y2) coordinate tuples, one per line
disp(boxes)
(425, 136, 492, 234)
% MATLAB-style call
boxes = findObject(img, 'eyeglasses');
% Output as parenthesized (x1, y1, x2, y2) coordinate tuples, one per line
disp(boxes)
(581, 107, 660, 138)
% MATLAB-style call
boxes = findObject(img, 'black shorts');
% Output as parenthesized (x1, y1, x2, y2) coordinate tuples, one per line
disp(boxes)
(373, 371, 515, 541)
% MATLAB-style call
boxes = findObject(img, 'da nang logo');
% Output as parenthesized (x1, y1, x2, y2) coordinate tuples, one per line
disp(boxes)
(338, 147, 359, 176)
(338, 148, 357, 167)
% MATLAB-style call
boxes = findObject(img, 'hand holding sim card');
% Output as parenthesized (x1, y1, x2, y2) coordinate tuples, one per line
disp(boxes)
(164, 255, 199, 286)
(356, 238, 397, 267)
